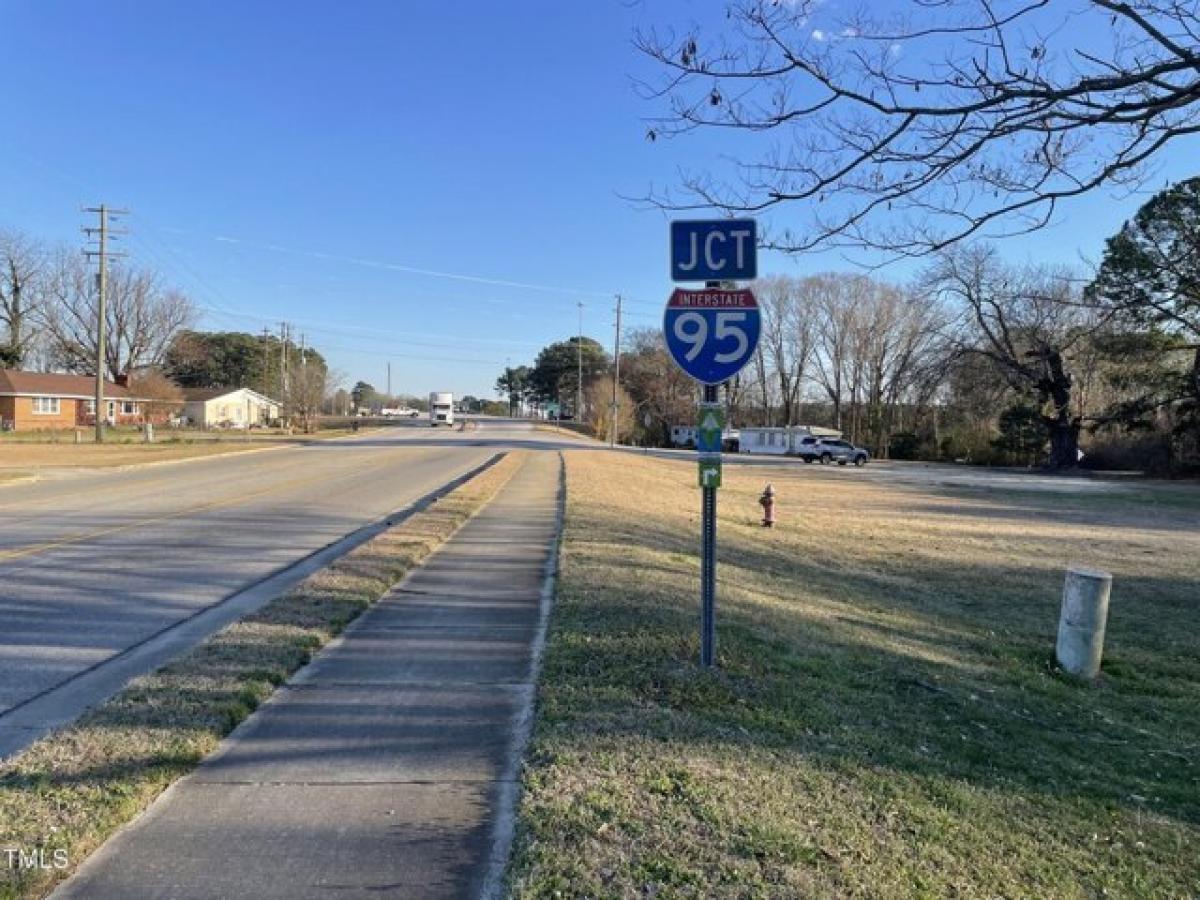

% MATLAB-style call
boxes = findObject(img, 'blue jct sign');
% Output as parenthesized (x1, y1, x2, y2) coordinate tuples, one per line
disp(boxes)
(663, 288, 761, 385)
(670, 219, 757, 282)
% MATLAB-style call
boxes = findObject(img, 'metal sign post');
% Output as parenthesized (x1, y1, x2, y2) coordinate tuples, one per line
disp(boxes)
(665, 223, 760, 668)
(699, 383, 720, 666)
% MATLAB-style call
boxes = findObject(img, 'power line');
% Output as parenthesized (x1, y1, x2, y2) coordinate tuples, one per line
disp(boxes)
(190, 303, 542, 352)
(167, 226, 615, 298)
(139, 216, 663, 316)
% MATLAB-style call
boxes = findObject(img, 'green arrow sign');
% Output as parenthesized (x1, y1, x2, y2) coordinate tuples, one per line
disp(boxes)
(698, 457, 722, 488)
(696, 404, 726, 454)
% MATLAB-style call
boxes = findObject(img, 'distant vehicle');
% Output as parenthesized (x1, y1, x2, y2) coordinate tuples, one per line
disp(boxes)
(795, 436, 822, 461)
(380, 407, 421, 418)
(802, 437, 869, 466)
(429, 392, 454, 427)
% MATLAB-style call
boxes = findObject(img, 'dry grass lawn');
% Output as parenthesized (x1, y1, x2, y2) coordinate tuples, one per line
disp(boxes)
(0, 451, 525, 900)
(508, 452, 1200, 898)
(0, 428, 375, 470)
(0, 441, 280, 470)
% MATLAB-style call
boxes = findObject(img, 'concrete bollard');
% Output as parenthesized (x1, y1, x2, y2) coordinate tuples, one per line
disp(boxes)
(143, 423, 154, 443)
(1056, 567, 1113, 679)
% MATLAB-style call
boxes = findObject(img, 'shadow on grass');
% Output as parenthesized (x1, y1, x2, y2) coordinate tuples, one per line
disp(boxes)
(538, 510, 1200, 834)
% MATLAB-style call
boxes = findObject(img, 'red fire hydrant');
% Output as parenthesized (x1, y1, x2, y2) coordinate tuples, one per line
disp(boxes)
(759, 483, 776, 528)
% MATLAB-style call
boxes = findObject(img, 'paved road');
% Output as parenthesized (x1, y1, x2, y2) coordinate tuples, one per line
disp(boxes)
(52, 451, 562, 900)
(0, 418, 1123, 759)
(0, 424, 560, 756)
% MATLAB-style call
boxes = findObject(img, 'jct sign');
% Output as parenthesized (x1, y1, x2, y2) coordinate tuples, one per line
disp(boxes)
(670, 219, 757, 282)
(663, 288, 761, 385)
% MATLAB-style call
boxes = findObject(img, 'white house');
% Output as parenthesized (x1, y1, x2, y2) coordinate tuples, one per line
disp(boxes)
(182, 387, 281, 429)
(739, 425, 842, 455)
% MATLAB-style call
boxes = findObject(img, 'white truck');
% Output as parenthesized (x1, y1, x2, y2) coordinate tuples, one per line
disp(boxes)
(429, 392, 454, 427)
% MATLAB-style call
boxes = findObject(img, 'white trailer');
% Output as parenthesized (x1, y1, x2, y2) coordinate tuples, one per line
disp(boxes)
(429, 392, 454, 427)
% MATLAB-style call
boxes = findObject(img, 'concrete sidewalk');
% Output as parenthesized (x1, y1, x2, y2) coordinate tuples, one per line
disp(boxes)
(53, 452, 562, 900)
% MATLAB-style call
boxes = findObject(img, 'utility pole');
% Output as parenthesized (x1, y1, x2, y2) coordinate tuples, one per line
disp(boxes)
(387, 361, 391, 399)
(280, 322, 289, 394)
(83, 205, 128, 443)
(261, 328, 271, 396)
(300, 333, 307, 428)
(610, 294, 622, 447)
(576, 301, 584, 422)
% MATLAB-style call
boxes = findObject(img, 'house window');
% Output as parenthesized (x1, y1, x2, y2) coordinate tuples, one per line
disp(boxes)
(32, 397, 61, 415)
(121, 401, 137, 415)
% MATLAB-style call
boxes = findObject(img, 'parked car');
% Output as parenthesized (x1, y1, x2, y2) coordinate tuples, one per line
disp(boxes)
(813, 438, 870, 466)
(795, 435, 822, 462)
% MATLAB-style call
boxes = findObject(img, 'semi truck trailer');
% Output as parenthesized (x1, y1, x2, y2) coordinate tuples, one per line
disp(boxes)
(429, 392, 454, 427)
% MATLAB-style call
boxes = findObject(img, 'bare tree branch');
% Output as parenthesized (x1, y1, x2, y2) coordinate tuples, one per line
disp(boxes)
(636, 1, 1200, 255)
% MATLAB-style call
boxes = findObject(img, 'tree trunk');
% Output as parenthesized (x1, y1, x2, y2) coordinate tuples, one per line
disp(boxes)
(1191, 346, 1200, 409)
(1046, 417, 1081, 470)
(1034, 347, 1080, 470)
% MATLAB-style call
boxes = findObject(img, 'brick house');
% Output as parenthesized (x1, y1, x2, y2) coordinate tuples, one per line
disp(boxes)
(0, 369, 148, 431)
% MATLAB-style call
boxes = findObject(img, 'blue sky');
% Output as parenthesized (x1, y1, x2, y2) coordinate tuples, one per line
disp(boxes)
(2, 1, 1198, 397)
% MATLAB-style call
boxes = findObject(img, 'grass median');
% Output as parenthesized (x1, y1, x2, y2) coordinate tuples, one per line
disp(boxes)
(0, 427, 381, 471)
(508, 453, 1199, 898)
(0, 450, 525, 900)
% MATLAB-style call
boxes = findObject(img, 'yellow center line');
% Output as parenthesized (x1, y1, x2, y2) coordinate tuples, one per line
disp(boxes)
(0, 445, 439, 564)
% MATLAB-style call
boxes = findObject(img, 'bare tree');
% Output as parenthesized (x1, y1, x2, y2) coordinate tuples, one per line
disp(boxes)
(0, 229, 48, 368)
(127, 369, 185, 424)
(808, 274, 860, 432)
(586, 375, 635, 443)
(286, 353, 335, 433)
(925, 245, 1107, 467)
(637, 2, 1200, 255)
(755, 276, 813, 425)
(620, 328, 697, 443)
(44, 252, 195, 380)
(860, 283, 948, 453)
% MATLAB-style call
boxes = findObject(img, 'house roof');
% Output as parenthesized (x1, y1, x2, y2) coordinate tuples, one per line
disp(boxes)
(0, 369, 136, 400)
(740, 425, 843, 437)
(181, 386, 280, 405)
